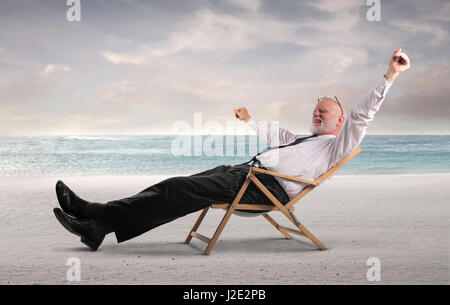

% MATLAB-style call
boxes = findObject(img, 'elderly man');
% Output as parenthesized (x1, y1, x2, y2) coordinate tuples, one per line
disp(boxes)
(54, 49, 410, 251)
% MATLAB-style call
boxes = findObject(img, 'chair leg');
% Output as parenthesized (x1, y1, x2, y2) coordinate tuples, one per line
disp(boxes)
(204, 176, 251, 255)
(263, 213, 292, 239)
(295, 221, 326, 250)
(204, 205, 235, 255)
(185, 207, 210, 244)
(287, 209, 325, 250)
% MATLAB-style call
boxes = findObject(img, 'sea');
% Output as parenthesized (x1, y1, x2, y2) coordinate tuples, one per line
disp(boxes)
(0, 135, 449, 176)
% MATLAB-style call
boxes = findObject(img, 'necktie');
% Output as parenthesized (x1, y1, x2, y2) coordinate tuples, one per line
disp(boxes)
(242, 134, 318, 167)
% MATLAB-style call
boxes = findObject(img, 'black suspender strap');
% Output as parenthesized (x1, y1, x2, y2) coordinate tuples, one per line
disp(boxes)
(239, 134, 318, 167)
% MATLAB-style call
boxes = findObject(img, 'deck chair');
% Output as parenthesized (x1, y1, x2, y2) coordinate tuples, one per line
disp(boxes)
(185, 147, 362, 255)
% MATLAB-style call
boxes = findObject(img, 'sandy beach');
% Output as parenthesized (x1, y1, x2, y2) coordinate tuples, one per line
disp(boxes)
(0, 174, 448, 285)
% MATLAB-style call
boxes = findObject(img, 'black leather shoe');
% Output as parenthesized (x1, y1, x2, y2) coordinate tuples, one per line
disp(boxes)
(56, 180, 88, 219)
(53, 208, 106, 251)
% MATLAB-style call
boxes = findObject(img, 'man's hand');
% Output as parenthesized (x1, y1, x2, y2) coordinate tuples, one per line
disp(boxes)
(234, 107, 251, 123)
(385, 48, 411, 83)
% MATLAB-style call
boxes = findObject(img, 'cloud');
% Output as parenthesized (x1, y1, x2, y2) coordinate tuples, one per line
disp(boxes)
(406, 0, 450, 22)
(390, 20, 449, 46)
(99, 81, 136, 103)
(101, 8, 306, 64)
(0, 0, 449, 135)
(101, 51, 145, 64)
(42, 64, 71, 75)
(306, 0, 362, 13)
(81, 4, 381, 134)
(226, 0, 261, 13)
(382, 64, 450, 119)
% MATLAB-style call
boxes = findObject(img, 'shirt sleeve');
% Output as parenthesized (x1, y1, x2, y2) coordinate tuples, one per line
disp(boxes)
(329, 76, 393, 163)
(246, 118, 298, 146)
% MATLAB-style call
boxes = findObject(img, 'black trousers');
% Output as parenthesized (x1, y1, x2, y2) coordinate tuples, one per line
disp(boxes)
(104, 164, 289, 243)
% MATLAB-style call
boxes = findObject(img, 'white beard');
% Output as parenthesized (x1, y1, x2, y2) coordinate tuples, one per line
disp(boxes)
(309, 117, 338, 134)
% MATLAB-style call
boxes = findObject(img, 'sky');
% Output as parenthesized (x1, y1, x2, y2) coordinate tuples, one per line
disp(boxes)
(0, 0, 449, 135)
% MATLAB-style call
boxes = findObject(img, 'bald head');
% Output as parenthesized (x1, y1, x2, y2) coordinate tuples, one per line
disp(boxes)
(309, 98, 346, 136)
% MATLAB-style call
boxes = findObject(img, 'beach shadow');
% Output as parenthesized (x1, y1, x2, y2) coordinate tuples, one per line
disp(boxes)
(202, 237, 319, 253)
(97, 236, 319, 256)
(53, 246, 96, 253)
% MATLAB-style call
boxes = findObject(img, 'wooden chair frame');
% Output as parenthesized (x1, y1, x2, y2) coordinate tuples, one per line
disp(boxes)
(185, 147, 362, 255)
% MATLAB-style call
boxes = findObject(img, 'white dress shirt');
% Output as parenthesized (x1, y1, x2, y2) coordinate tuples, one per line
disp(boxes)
(246, 76, 392, 199)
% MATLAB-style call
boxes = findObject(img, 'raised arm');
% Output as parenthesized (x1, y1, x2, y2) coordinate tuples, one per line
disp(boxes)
(330, 49, 411, 161)
(234, 107, 298, 145)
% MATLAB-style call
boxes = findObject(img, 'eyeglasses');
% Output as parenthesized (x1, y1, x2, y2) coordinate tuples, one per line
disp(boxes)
(317, 95, 344, 116)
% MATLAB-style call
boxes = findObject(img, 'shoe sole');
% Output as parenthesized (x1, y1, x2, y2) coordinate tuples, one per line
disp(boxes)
(53, 208, 103, 251)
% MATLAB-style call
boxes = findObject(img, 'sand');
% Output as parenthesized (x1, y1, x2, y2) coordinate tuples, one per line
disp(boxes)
(0, 174, 449, 285)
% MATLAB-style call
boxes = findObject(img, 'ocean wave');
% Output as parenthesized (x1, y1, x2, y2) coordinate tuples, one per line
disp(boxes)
(66, 136, 127, 141)
(1, 135, 449, 176)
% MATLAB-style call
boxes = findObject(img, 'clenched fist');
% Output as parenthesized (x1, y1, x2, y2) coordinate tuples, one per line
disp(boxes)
(234, 107, 251, 123)
(385, 48, 411, 83)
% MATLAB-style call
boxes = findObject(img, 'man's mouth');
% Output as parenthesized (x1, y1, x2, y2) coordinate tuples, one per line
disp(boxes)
(313, 118, 322, 125)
